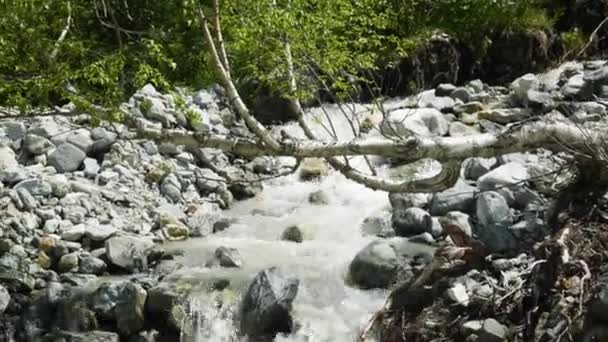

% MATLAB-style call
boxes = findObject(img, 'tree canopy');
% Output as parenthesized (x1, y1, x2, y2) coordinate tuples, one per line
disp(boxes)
(0, 0, 563, 114)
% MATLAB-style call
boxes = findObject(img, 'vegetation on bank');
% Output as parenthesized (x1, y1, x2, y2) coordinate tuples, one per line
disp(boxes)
(0, 0, 581, 114)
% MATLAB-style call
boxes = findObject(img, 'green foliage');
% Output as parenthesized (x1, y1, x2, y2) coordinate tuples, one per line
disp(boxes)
(139, 99, 152, 115)
(561, 28, 586, 52)
(0, 0, 571, 115)
(184, 108, 202, 126)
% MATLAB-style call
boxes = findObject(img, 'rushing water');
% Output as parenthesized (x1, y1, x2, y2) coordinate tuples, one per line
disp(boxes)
(165, 101, 439, 342)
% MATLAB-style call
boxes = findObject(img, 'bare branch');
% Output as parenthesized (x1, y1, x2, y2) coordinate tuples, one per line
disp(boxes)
(50, 1, 72, 62)
(212, 0, 231, 74)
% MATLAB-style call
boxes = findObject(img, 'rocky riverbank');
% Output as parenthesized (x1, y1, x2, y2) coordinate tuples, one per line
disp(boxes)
(1, 58, 608, 341)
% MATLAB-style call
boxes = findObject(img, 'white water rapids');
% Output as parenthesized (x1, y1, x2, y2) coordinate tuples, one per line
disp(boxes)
(164, 101, 439, 342)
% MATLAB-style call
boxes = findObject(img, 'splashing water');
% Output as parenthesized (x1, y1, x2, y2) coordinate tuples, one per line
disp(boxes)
(166, 102, 440, 342)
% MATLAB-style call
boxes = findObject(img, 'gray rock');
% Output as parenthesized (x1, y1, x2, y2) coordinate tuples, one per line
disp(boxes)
(24, 134, 54, 155)
(389, 192, 431, 209)
(58, 252, 79, 273)
(392, 207, 432, 236)
(467, 79, 484, 93)
(83, 158, 101, 177)
(450, 87, 472, 103)
(85, 223, 117, 241)
(17, 187, 37, 210)
(0, 285, 9, 313)
(409, 232, 435, 245)
(160, 173, 182, 202)
(526, 89, 555, 111)
(105, 236, 155, 272)
(478, 318, 508, 342)
(79, 254, 107, 275)
(464, 157, 496, 180)
(185, 202, 221, 237)
(214, 247, 243, 268)
(48, 143, 86, 173)
(381, 108, 449, 137)
(2, 121, 26, 140)
(510, 73, 539, 103)
(226, 168, 263, 200)
(66, 129, 94, 154)
(47, 174, 70, 197)
(349, 240, 398, 289)
(14, 178, 53, 196)
(90, 281, 147, 335)
(478, 162, 528, 192)
(561, 74, 592, 100)
(478, 108, 532, 124)
(430, 181, 477, 216)
(46, 331, 119, 342)
(435, 83, 456, 97)
(446, 282, 469, 306)
(281, 225, 304, 243)
(449, 122, 479, 136)
(240, 267, 299, 337)
(308, 190, 330, 205)
(417, 90, 455, 112)
(62, 224, 86, 241)
(443, 211, 473, 237)
(89, 128, 117, 156)
(476, 191, 512, 228)
(0, 145, 18, 171)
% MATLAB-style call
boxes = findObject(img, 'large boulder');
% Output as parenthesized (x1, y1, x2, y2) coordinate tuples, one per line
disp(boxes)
(89, 281, 147, 335)
(392, 207, 432, 236)
(48, 143, 86, 173)
(240, 267, 299, 338)
(475, 192, 517, 253)
(23, 134, 55, 155)
(430, 180, 477, 216)
(349, 240, 399, 289)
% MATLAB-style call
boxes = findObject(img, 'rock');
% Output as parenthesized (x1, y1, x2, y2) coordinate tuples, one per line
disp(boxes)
(47, 174, 70, 197)
(0, 285, 9, 313)
(409, 232, 435, 245)
(392, 207, 432, 236)
(83, 158, 100, 177)
(446, 283, 469, 306)
(105, 236, 155, 272)
(79, 254, 107, 275)
(212, 218, 232, 233)
(299, 158, 329, 181)
(526, 89, 555, 111)
(308, 190, 330, 205)
(417, 90, 455, 112)
(562, 73, 593, 100)
(510, 73, 539, 103)
(476, 191, 512, 228)
(226, 168, 263, 200)
(464, 157, 496, 180)
(66, 129, 95, 153)
(454, 102, 484, 114)
(349, 240, 398, 289)
(450, 87, 473, 103)
(442, 211, 473, 237)
(381, 108, 449, 137)
(17, 187, 37, 210)
(185, 202, 221, 237)
(14, 179, 53, 196)
(89, 128, 117, 156)
(85, 223, 117, 241)
(90, 281, 147, 334)
(436, 83, 456, 96)
(160, 173, 182, 202)
(478, 162, 528, 194)
(58, 252, 79, 273)
(0, 144, 18, 171)
(478, 108, 532, 124)
(48, 143, 86, 173)
(240, 267, 299, 337)
(389, 192, 431, 209)
(24, 134, 54, 155)
(281, 225, 304, 243)
(214, 247, 243, 268)
(46, 330, 120, 342)
(61, 224, 86, 241)
(430, 181, 477, 216)
(449, 122, 479, 136)
(478, 318, 508, 342)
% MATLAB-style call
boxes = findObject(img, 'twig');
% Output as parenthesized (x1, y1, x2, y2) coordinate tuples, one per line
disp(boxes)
(576, 17, 608, 59)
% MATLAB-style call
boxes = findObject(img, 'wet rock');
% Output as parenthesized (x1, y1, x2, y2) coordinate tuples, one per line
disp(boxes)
(48, 143, 86, 173)
(45, 330, 119, 342)
(214, 247, 243, 268)
(90, 281, 147, 335)
(430, 181, 477, 216)
(281, 225, 304, 243)
(240, 267, 299, 337)
(226, 168, 263, 200)
(308, 190, 330, 205)
(392, 207, 432, 236)
(349, 240, 398, 289)
(299, 158, 329, 181)
(212, 218, 232, 233)
(381, 108, 449, 137)
(0, 284, 10, 313)
(105, 236, 155, 272)
(24, 134, 54, 155)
